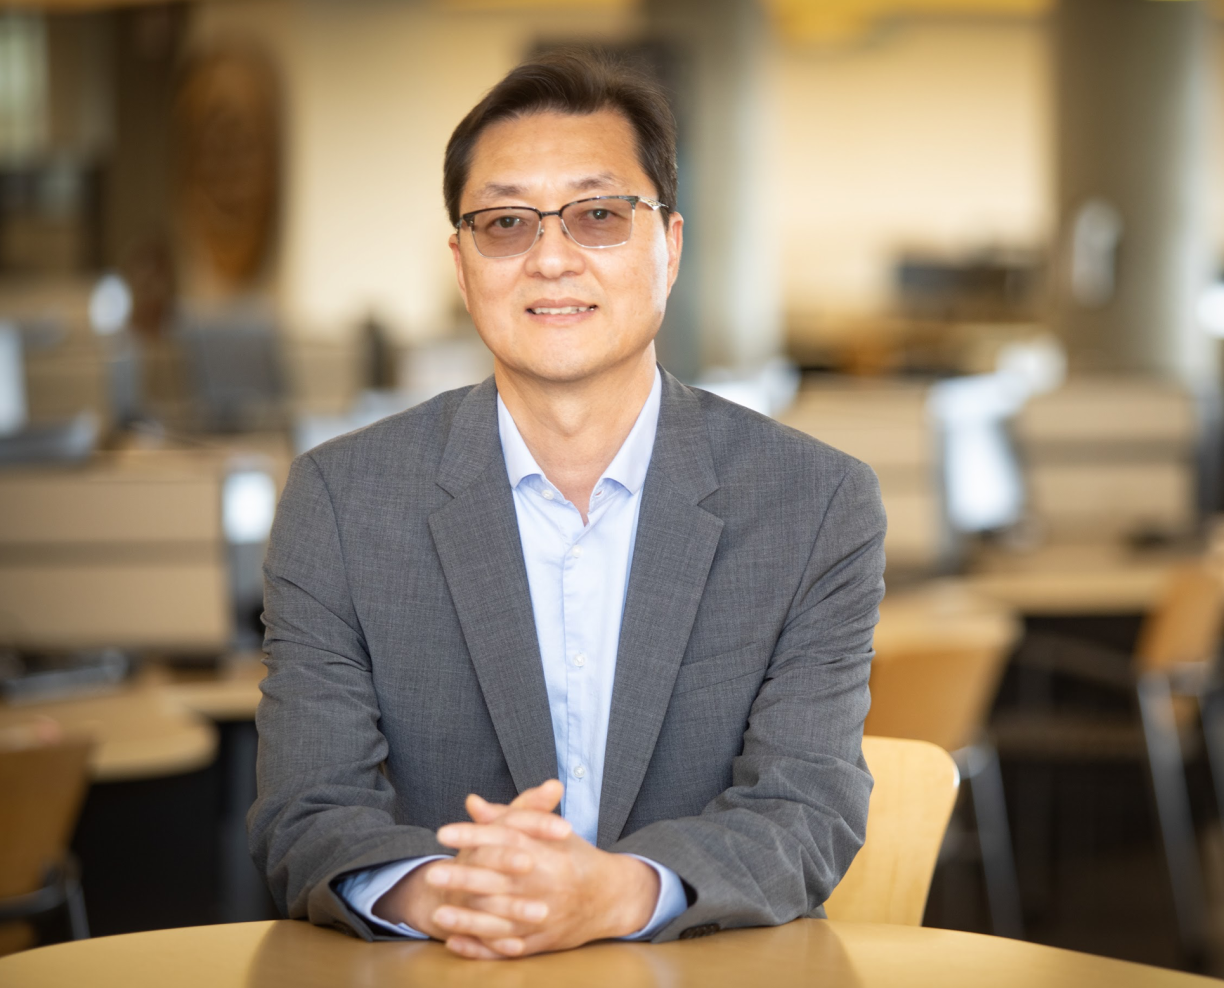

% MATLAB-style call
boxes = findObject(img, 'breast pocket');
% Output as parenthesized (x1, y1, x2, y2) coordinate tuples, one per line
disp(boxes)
(671, 639, 770, 696)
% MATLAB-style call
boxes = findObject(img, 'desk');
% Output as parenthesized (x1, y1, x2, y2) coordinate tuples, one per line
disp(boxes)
(876, 579, 1020, 655)
(964, 544, 1181, 615)
(0, 688, 217, 783)
(0, 918, 1212, 988)
(149, 655, 266, 722)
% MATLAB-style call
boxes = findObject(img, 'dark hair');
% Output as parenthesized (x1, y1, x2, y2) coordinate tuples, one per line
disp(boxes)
(443, 47, 677, 227)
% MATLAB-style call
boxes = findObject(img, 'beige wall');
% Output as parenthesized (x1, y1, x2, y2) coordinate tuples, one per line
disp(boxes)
(773, 16, 1052, 318)
(189, 0, 643, 342)
(187, 5, 1222, 345)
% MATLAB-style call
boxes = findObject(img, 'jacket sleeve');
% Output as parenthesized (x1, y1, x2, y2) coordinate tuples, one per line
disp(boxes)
(247, 453, 452, 939)
(609, 459, 886, 941)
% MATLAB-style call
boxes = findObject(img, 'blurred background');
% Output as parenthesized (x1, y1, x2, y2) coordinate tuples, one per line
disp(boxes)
(2, 0, 1224, 974)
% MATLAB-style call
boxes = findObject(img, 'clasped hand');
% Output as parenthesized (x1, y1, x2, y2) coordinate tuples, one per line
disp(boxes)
(373, 779, 659, 959)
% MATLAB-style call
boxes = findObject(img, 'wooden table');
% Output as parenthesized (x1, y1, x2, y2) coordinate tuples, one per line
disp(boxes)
(876, 579, 1020, 655)
(147, 654, 266, 722)
(964, 543, 1182, 616)
(0, 918, 1213, 987)
(0, 687, 217, 783)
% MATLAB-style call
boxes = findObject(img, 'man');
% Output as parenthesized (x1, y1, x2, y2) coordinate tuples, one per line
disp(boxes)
(249, 49, 885, 960)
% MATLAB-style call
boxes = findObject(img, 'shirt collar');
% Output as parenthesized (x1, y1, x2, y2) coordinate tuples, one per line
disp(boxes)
(497, 366, 662, 495)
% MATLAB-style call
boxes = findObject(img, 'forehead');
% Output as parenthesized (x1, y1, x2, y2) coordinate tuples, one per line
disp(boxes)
(463, 109, 652, 207)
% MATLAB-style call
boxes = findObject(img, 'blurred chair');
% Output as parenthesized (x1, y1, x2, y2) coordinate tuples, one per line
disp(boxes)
(1014, 376, 1198, 545)
(866, 607, 1025, 938)
(0, 739, 93, 953)
(824, 736, 959, 926)
(992, 561, 1224, 962)
(176, 307, 286, 433)
(777, 379, 945, 573)
(0, 455, 232, 655)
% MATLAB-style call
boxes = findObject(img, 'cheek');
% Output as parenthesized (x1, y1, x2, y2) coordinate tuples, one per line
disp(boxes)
(464, 264, 514, 322)
(611, 245, 670, 318)
(639, 242, 672, 312)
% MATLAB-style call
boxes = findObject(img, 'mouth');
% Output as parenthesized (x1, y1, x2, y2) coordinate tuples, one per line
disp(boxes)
(526, 305, 597, 316)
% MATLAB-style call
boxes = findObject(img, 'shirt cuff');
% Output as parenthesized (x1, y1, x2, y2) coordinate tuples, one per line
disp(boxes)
(335, 856, 448, 939)
(619, 855, 688, 940)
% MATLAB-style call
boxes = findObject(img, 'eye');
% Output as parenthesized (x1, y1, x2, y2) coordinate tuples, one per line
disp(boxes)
(496, 215, 522, 229)
(590, 208, 610, 221)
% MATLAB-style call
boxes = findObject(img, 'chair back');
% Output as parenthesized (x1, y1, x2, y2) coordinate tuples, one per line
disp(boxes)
(824, 736, 959, 926)
(0, 740, 92, 898)
(865, 644, 1012, 753)
(1134, 563, 1224, 676)
(868, 583, 1020, 752)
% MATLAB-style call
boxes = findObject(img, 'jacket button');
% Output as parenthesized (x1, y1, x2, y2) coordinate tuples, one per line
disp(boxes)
(679, 923, 720, 939)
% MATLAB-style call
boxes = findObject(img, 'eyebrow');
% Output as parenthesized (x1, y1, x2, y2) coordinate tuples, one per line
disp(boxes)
(471, 172, 627, 205)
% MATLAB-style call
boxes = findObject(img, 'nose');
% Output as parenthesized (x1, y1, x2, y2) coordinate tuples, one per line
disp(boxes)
(526, 212, 585, 278)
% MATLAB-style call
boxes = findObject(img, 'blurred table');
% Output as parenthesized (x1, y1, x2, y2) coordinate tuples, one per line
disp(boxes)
(147, 654, 266, 722)
(0, 918, 1214, 988)
(0, 687, 216, 783)
(964, 543, 1183, 615)
(876, 579, 1020, 655)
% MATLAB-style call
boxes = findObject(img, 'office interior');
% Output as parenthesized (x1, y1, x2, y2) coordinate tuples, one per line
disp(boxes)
(2, 0, 1224, 975)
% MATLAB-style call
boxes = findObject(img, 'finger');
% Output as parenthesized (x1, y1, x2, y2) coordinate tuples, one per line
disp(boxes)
(437, 822, 534, 851)
(512, 778, 564, 811)
(465, 793, 505, 824)
(424, 863, 514, 896)
(464, 844, 536, 875)
(431, 904, 517, 939)
(466, 779, 565, 823)
(468, 895, 549, 924)
(445, 935, 508, 960)
(496, 808, 571, 841)
(490, 931, 553, 958)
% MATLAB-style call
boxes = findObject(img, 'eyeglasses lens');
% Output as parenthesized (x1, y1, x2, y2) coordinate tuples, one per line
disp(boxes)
(561, 199, 634, 248)
(469, 200, 636, 257)
(470, 208, 539, 258)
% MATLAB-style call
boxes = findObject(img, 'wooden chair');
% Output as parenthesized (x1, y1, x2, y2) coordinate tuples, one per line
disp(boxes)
(824, 736, 959, 926)
(867, 585, 1025, 937)
(0, 739, 93, 953)
(992, 561, 1224, 963)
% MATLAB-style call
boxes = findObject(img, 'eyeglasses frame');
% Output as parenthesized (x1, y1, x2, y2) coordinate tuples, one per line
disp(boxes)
(456, 195, 670, 259)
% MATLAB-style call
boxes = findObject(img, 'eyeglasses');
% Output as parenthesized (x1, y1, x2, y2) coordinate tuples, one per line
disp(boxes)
(456, 195, 668, 259)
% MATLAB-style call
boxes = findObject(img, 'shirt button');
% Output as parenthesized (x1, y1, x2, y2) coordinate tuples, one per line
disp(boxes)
(571, 545, 583, 558)
(574, 652, 587, 667)
(573, 765, 587, 779)
(541, 489, 555, 501)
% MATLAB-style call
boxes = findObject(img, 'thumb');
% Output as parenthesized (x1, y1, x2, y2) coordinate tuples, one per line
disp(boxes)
(512, 778, 564, 812)
(464, 779, 565, 823)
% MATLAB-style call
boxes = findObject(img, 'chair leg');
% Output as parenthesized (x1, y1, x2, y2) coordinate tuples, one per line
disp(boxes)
(1199, 680, 1224, 828)
(65, 883, 90, 941)
(62, 856, 89, 940)
(961, 744, 1025, 940)
(1137, 672, 1207, 961)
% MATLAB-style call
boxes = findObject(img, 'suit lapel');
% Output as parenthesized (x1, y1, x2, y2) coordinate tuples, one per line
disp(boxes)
(428, 379, 557, 795)
(598, 372, 724, 847)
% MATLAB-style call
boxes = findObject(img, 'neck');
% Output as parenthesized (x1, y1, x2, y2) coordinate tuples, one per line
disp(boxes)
(495, 347, 657, 522)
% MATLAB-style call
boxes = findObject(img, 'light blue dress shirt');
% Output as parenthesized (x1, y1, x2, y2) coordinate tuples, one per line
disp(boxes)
(338, 368, 687, 939)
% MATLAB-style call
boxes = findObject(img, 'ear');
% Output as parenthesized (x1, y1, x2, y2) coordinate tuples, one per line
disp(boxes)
(665, 211, 684, 296)
(449, 230, 470, 310)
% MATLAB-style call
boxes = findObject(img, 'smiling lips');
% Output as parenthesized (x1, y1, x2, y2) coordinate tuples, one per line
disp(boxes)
(526, 298, 597, 316)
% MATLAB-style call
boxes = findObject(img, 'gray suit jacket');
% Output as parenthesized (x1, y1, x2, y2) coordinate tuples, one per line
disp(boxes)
(249, 368, 886, 942)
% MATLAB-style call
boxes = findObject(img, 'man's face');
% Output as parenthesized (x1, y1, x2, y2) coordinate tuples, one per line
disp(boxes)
(450, 109, 683, 385)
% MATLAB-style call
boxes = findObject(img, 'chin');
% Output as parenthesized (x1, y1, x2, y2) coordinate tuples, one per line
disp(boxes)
(515, 350, 620, 385)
